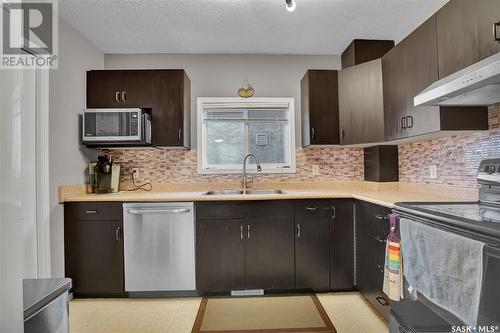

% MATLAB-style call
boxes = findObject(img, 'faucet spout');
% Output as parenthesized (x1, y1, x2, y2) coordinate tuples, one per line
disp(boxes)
(242, 153, 262, 193)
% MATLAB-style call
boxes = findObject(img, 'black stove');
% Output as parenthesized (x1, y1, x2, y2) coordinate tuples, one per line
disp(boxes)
(391, 158, 500, 332)
(395, 158, 500, 240)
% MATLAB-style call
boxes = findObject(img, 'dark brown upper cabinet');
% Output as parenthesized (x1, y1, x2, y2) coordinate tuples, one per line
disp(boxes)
(341, 39, 394, 69)
(338, 59, 385, 145)
(301, 70, 339, 147)
(86, 69, 191, 148)
(87, 70, 152, 108)
(436, 0, 500, 79)
(151, 70, 191, 147)
(382, 15, 489, 141)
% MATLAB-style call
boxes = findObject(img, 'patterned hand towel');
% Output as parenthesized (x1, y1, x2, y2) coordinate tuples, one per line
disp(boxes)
(383, 213, 404, 301)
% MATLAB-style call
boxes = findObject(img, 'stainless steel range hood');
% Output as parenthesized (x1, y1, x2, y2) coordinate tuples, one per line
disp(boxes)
(414, 52, 500, 107)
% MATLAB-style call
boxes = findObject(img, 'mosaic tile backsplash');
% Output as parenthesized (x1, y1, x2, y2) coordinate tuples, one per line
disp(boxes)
(108, 104, 500, 188)
(398, 104, 500, 188)
(111, 146, 365, 184)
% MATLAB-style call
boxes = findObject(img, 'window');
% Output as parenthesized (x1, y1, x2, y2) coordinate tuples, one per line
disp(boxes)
(197, 98, 296, 174)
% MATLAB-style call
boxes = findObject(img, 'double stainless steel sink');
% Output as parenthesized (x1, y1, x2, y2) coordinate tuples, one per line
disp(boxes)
(204, 189, 286, 195)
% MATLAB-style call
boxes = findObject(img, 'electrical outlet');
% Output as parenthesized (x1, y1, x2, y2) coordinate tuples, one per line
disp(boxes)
(429, 165, 438, 179)
(312, 165, 320, 176)
(132, 168, 140, 180)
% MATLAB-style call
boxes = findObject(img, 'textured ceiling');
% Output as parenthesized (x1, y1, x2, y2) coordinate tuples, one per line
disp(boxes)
(59, 0, 448, 55)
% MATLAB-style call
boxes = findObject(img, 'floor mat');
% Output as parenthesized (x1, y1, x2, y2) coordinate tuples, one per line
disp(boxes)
(191, 294, 336, 333)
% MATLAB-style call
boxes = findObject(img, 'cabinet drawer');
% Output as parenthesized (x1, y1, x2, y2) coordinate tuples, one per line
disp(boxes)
(64, 202, 123, 221)
(294, 200, 331, 219)
(196, 201, 294, 220)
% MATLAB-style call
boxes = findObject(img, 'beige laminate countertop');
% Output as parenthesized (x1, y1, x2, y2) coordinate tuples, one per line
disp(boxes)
(59, 181, 477, 208)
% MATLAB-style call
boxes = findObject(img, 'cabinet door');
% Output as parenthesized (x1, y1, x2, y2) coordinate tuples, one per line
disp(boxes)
(338, 60, 384, 144)
(295, 201, 331, 290)
(152, 70, 185, 146)
(403, 15, 441, 137)
(477, 0, 500, 60)
(354, 200, 391, 321)
(86, 70, 122, 108)
(120, 70, 153, 108)
(436, 0, 481, 79)
(302, 70, 340, 146)
(331, 199, 355, 290)
(64, 219, 124, 296)
(196, 219, 246, 292)
(382, 43, 407, 140)
(245, 218, 295, 290)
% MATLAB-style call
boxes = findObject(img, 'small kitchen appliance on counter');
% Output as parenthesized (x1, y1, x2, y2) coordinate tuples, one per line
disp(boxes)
(88, 152, 120, 193)
(392, 158, 500, 332)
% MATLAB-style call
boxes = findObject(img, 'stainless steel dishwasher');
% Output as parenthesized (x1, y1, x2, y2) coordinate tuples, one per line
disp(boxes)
(123, 202, 196, 293)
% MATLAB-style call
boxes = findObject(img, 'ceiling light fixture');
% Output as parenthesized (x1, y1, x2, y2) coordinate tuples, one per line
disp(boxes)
(285, 0, 296, 12)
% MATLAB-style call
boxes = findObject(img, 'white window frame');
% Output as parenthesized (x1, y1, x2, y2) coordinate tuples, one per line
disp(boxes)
(197, 97, 296, 174)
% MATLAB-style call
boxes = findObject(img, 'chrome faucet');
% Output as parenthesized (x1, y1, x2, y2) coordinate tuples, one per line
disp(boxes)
(242, 153, 262, 193)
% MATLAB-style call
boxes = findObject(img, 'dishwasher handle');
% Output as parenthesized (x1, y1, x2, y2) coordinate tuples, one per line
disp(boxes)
(127, 208, 191, 215)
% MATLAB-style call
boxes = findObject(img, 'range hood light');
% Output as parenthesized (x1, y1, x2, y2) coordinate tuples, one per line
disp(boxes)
(285, 0, 296, 12)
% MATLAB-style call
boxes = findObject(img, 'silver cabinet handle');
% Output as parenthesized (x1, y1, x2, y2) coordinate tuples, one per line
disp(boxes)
(115, 91, 120, 103)
(115, 226, 121, 241)
(375, 214, 388, 221)
(85, 210, 99, 214)
(401, 116, 407, 129)
(122, 91, 127, 103)
(406, 115, 414, 128)
(297, 224, 301, 238)
(341, 128, 345, 139)
(374, 236, 386, 244)
(305, 206, 319, 211)
(376, 296, 389, 306)
(311, 127, 315, 140)
(377, 264, 384, 273)
(331, 206, 336, 219)
(178, 129, 182, 143)
(247, 225, 250, 239)
(240, 226, 244, 240)
(127, 208, 190, 215)
(494, 20, 500, 41)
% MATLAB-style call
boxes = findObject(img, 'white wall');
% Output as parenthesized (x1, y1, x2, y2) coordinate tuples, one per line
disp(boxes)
(49, 18, 104, 277)
(104, 54, 341, 147)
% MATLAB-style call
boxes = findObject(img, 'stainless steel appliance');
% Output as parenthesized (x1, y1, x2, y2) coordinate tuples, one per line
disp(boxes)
(82, 108, 151, 145)
(123, 202, 196, 294)
(392, 158, 500, 332)
(23, 278, 72, 333)
(414, 52, 500, 107)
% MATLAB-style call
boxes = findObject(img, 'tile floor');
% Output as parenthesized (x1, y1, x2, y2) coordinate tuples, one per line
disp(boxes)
(69, 292, 388, 333)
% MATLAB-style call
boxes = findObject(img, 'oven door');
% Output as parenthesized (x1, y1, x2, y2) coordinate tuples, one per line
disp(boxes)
(83, 109, 142, 142)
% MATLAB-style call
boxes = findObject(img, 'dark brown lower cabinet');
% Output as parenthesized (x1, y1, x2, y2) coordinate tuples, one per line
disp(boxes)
(331, 199, 355, 290)
(64, 202, 125, 297)
(245, 218, 295, 290)
(196, 199, 356, 294)
(355, 200, 391, 321)
(295, 200, 331, 290)
(195, 201, 295, 293)
(195, 219, 246, 292)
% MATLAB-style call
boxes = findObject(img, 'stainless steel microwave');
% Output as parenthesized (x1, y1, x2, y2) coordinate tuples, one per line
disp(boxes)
(82, 109, 151, 144)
